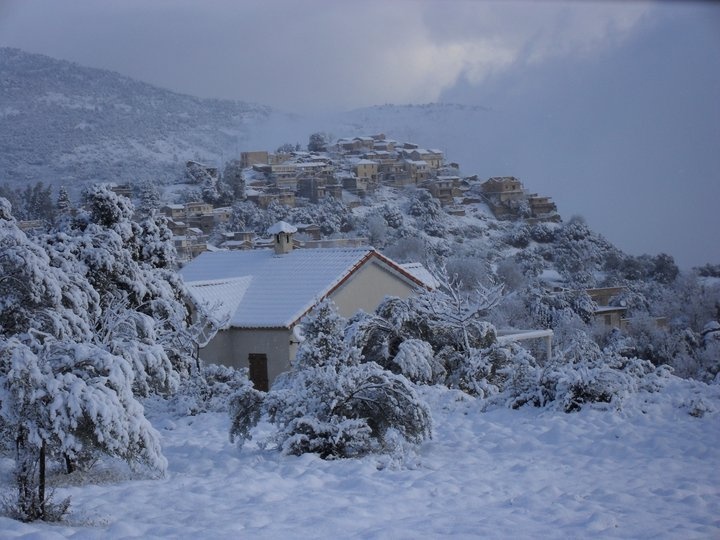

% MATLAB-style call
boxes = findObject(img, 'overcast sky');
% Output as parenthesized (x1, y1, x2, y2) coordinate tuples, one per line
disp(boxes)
(0, 0, 718, 267)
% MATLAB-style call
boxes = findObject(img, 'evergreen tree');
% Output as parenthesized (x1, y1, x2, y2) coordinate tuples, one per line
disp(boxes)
(137, 180, 162, 218)
(222, 159, 246, 201)
(0, 197, 167, 521)
(55, 186, 72, 220)
(0, 338, 166, 521)
(307, 132, 329, 152)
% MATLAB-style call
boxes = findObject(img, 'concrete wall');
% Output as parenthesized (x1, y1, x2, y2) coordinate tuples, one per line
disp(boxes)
(199, 327, 296, 385)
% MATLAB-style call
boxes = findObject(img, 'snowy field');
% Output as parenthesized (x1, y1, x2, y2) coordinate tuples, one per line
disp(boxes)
(1, 380, 718, 539)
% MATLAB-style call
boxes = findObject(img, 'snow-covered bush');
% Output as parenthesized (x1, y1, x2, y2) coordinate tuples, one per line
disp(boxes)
(347, 267, 502, 391)
(263, 363, 432, 458)
(229, 301, 432, 458)
(539, 331, 670, 412)
(441, 346, 496, 398)
(529, 222, 557, 243)
(171, 363, 255, 416)
(407, 188, 446, 237)
(504, 224, 530, 248)
(441, 343, 541, 405)
(526, 288, 595, 329)
(346, 299, 442, 384)
(495, 258, 527, 292)
(391, 339, 440, 384)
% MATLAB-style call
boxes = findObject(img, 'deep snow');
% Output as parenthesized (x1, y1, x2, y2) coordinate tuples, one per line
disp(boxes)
(1, 379, 718, 539)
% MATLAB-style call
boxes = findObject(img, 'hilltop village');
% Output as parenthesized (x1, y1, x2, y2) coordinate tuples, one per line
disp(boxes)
(159, 133, 558, 258)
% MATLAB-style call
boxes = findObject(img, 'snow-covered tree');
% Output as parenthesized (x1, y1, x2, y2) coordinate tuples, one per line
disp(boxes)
(346, 299, 444, 384)
(230, 301, 432, 458)
(54, 186, 73, 228)
(307, 132, 329, 152)
(0, 197, 170, 521)
(185, 161, 231, 205)
(137, 180, 162, 218)
(414, 265, 502, 353)
(0, 338, 166, 521)
(293, 300, 348, 370)
(407, 188, 445, 237)
(0, 198, 96, 342)
(40, 186, 207, 395)
(222, 159, 246, 201)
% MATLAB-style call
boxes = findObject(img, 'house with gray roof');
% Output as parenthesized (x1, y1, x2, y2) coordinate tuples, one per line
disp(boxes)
(180, 222, 433, 390)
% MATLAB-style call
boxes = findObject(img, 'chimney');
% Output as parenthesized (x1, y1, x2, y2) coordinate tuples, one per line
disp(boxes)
(267, 221, 297, 255)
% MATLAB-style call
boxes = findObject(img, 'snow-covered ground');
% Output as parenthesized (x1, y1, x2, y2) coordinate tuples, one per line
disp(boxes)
(1, 379, 718, 539)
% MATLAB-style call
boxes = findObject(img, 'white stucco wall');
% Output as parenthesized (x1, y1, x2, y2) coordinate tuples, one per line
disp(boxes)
(199, 327, 296, 385)
(329, 259, 418, 317)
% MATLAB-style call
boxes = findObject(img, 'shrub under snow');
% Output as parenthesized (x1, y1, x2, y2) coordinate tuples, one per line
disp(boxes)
(229, 301, 432, 459)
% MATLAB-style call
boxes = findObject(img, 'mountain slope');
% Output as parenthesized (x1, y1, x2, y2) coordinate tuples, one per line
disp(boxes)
(0, 48, 274, 192)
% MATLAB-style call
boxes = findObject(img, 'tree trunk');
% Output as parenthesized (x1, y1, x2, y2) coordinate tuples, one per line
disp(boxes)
(15, 432, 38, 521)
(39, 440, 46, 520)
(64, 453, 75, 474)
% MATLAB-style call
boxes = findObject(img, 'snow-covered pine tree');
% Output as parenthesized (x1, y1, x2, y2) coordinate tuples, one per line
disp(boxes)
(39, 185, 211, 395)
(293, 299, 349, 370)
(222, 159, 246, 201)
(0, 198, 96, 342)
(0, 197, 166, 521)
(0, 338, 166, 521)
(137, 180, 162, 218)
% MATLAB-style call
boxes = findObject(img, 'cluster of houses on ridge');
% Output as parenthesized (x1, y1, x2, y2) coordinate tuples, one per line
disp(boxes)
(237, 134, 558, 219)
(159, 133, 559, 260)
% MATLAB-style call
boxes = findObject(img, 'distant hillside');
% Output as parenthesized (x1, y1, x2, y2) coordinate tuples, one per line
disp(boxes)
(0, 48, 275, 194)
(0, 49, 517, 197)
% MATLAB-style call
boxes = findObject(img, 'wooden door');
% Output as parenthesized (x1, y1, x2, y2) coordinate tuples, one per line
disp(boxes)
(248, 353, 269, 392)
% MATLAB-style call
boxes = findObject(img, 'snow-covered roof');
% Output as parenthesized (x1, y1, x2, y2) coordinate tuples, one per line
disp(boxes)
(594, 305, 627, 314)
(496, 329, 554, 346)
(400, 262, 438, 289)
(181, 247, 425, 328)
(352, 159, 378, 166)
(186, 277, 252, 328)
(295, 162, 325, 168)
(267, 221, 297, 234)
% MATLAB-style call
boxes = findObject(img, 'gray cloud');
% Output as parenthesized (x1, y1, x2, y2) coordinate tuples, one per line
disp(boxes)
(0, 0, 651, 112)
(439, 3, 720, 267)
